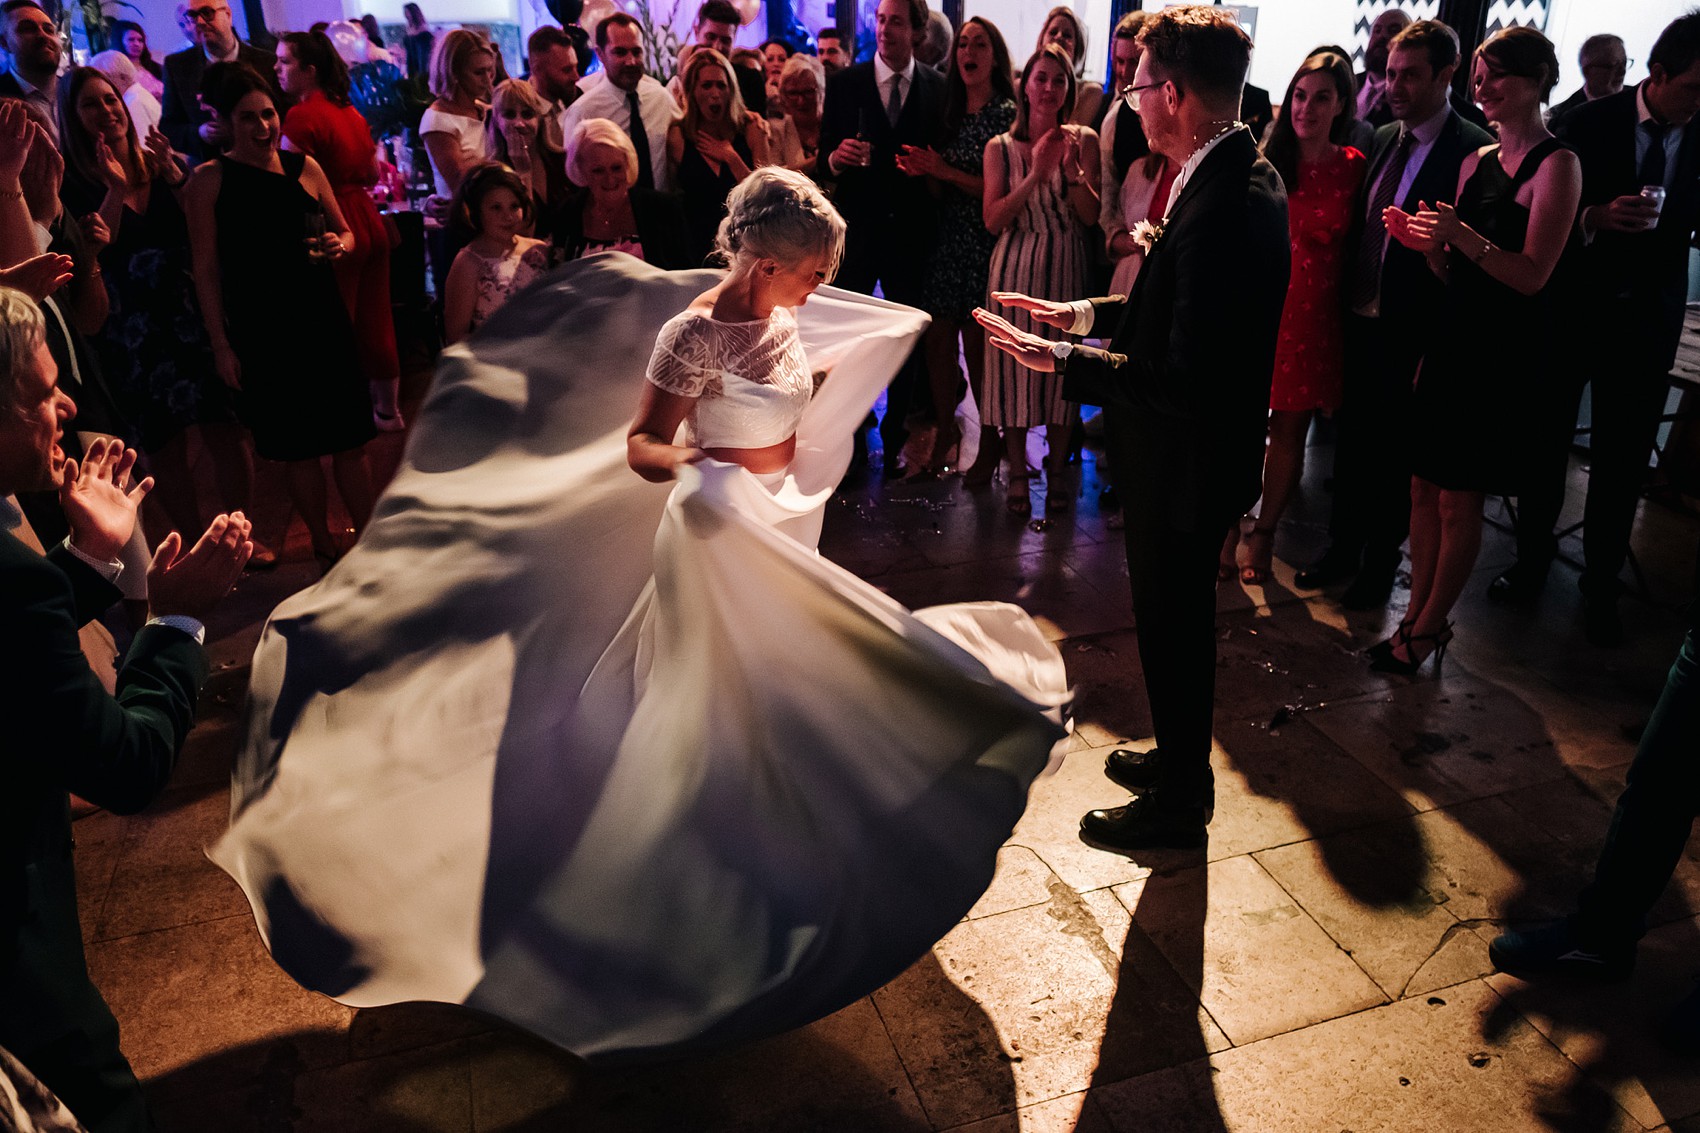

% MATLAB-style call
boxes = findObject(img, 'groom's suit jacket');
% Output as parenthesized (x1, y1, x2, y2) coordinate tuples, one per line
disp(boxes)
(0, 531, 206, 1104)
(1060, 128, 1290, 533)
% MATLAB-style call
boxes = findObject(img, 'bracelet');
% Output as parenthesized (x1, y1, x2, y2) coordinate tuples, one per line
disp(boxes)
(0, 187, 21, 200)
(1471, 239, 1494, 264)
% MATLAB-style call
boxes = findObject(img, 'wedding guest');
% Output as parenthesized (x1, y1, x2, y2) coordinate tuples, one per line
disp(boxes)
(403, 3, 435, 81)
(562, 13, 677, 192)
(420, 29, 495, 198)
(675, 2, 766, 116)
(0, 283, 253, 1133)
(1035, 6, 1103, 128)
(88, 51, 161, 139)
(443, 163, 550, 343)
(817, 26, 852, 73)
(670, 50, 768, 265)
(1, 0, 63, 144)
(485, 77, 565, 212)
(903, 16, 1016, 479)
(1547, 33, 1627, 133)
(56, 67, 255, 538)
(277, 31, 406, 433)
(819, 0, 946, 465)
(111, 20, 164, 99)
(1532, 13, 1700, 644)
(183, 63, 376, 572)
(359, 15, 396, 65)
(761, 38, 793, 117)
(774, 53, 825, 174)
(548, 117, 690, 267)
(1375, 26, 1580, 673)
(1297, 20, 1492, 610)
(917, 11, 952, 72)
(1357, 9, 1410, 127)
(158, 0, 283, 162)
(1099, 12, 1157, 294)
(978, 5, 1289, 849)
(1230, 52, 1365, 584)
(526, 24, 581, 151)
(981, 44, 1098, 515)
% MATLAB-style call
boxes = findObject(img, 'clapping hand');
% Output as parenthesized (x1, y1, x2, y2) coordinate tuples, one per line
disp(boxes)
(1384, 201, 1445, 253)
(0, 101, 32, 187)
(59, 437, 154, 562)
(20, 126, 62, 221)
(93, 134, 127, 191)
(1030, 127, 1068, 178)
(989, 290, 1078, 331)
(146, 511, 254, 621)
(973, 307, 1056, 373)
(80, 212, 112, 253)
(143, 128, 186, 187)
(0, 252, 74, 301)
(895, 144, 943, 178)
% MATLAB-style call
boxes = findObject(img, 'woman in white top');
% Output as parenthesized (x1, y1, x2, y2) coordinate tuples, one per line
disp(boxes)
(419, 28, 495, 198)
(211, 168, 1069, 1062)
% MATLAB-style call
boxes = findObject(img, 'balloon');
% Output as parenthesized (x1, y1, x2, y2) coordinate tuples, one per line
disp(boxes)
(733, 0, 760, 24)
(325, 20, 367, 67)
(581, 0, 615, 34)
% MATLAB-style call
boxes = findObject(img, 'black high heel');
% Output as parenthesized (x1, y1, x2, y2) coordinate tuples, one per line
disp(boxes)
(1370, 623, 1453, 675)
(1365, 618, 1415, 662)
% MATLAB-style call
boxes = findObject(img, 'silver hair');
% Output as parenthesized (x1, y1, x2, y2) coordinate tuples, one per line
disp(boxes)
(0, 286, 45, 418)
(713, 166, 845, 280)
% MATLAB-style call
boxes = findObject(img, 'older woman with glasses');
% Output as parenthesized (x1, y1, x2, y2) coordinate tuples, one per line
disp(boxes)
(773, 53, 824, 176)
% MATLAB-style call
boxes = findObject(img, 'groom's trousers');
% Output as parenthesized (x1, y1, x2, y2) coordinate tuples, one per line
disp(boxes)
(1121, 517, 1227, 808)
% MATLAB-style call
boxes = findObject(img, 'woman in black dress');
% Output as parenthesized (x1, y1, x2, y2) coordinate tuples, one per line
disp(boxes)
(667, 49, 769, 266)
(57, 65, 254, 540)
(1379, 27, 1581, 672)
(183, 63, 376, 571)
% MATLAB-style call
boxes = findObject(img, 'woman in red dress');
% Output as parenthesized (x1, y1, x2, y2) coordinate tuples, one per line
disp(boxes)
(276, 30, 405, 431)
(1229, 52, 1366, 584)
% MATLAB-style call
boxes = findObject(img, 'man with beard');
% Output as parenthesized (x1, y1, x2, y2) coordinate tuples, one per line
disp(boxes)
(562, 12, 675, 191)
(0, 1, 63, 145)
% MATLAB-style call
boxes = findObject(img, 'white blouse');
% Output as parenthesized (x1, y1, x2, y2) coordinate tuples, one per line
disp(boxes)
(418, 105, 489, 197)
(645, 307, 813, 450)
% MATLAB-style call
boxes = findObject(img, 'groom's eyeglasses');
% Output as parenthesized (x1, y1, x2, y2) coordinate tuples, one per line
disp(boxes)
(1120, 81, 1163, 111)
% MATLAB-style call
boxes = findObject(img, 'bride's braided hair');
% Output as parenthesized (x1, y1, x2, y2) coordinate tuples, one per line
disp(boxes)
(714, 167, 846, 281)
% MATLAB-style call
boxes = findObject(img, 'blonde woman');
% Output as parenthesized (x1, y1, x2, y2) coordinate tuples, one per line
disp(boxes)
(772, 52, 824, 175)
(484, 76, 561, 210)
(667, 48, 769, 263)
(419, 28, 495, 197)
(548, 117, 691, 267)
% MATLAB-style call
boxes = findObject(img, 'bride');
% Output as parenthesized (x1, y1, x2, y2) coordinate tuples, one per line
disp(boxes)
(212, 168, 1070, 1062)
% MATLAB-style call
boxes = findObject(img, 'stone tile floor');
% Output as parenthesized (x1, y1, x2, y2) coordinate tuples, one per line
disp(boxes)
(78, 391, 1700, 1132)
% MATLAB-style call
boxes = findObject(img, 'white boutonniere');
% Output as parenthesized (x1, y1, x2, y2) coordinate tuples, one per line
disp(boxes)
(1130, 218, 1166, 254)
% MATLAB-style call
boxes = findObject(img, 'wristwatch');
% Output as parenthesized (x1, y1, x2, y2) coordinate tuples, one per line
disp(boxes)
(1050, 341, 1074, 363)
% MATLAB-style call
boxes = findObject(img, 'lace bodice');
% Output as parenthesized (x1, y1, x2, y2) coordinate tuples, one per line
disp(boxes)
(645, 307, 813, 449)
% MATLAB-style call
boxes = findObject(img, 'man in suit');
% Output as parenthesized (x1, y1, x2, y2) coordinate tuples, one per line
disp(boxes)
(0, 286, 252, 1133)
(818, 0, 946, 465)
(158, 0, 283, 162)
(1500, 14, 1700, 645)
(817, 26, 853, 73)
(0, 0, 62, 146)
(1547, 33, 1628, 135)
(977, 7, 1289, 849)
(1299, 20, 1493, 609)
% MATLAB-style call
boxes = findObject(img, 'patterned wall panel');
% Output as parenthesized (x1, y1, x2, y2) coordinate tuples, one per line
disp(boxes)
(1484, 0, 1549, 33)
(1352, 0, 1441, 66)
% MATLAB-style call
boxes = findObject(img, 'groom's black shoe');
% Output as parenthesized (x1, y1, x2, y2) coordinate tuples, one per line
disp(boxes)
(1104, 747, 1164, 792)
(1080, 792, 1210, 851)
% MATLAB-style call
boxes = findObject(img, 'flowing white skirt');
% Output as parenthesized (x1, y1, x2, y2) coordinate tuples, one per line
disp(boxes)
(210, 254, 1070, 1062)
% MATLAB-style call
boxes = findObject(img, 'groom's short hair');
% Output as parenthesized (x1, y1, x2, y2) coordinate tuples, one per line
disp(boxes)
(1138, 5, 1251, 106)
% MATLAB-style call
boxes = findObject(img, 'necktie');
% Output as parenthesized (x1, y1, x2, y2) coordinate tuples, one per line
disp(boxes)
(1349, 129, 1416, 311)
(885, 73, 903, 126)
(627, 91, 654, 190)
(1640, 120, 1669, 188)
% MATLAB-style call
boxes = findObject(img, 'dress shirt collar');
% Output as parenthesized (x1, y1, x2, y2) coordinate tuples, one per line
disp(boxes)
(1637, 81, 1680, 132)
(1401, 101, 1451, 149)
(1165, 123, 1244, 216)
(873, 52, 916, 91)
(203, 36, 242, 65)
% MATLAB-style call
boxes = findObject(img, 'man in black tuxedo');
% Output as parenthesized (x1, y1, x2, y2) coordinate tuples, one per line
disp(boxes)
(0, 0, 62, 145)
(1546, 33, 1628, 134)
(0, 287, 252, 1133)
(1299, 21, 1492, 609)
(159, 0, 284, 162)
(1501, 14, 1700, 645)
(817, 0, 945, 464)
(977, 7, 1289, 849)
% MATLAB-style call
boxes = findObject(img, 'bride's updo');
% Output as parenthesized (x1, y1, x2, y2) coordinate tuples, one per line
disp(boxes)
(714, 167, 846, 281)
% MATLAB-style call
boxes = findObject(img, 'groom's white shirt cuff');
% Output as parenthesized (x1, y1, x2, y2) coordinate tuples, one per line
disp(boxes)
(1066, 300, 1096, 336)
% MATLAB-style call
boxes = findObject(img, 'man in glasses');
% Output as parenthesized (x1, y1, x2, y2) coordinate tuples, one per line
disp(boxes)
(1547, 33, 1629, 134)
(160, 0, 286, 161)
(0, 0, 63, 146)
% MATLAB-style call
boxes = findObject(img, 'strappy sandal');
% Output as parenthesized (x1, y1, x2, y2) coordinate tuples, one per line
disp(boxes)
(1239, 526, 1276, 585)
(1006, 473, 1032, 516)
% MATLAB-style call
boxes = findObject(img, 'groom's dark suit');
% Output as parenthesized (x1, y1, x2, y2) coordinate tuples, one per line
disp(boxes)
(1060, 128, 1289, 809)
(0, 531, 208, 1133)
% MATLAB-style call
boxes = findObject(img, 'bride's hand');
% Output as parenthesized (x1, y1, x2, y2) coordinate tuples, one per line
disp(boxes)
(673, 447, 708, 476)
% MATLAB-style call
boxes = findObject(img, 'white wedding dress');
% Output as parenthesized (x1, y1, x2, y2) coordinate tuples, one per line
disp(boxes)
(211, 254, 1070, 1062)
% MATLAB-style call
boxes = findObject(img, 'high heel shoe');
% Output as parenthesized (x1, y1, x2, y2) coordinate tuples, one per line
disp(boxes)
(925, 422, 962, 477)
(1370, 622, 1453, 675)
(1364, 618, 1415, 662)
(1006, 473, 1032, 516)
(1239, 526, 1276, 585)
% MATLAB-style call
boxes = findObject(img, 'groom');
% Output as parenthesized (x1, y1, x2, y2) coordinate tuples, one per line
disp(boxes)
(977, 5, 1289, 849)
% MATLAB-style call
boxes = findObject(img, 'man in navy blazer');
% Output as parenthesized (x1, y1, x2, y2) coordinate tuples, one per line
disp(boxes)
(159, 0, 284, 162)
(0, 287, 252, 1133)
(1298, 21, 1492, 609)
(978, 8, 1289, 849)
(1501, 13, 1700, 644)
(817, 0, 945, 464)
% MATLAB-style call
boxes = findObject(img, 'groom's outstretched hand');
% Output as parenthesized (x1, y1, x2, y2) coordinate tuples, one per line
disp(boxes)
(989, 291, 1076, 332)
(973, 307, 1056, 373)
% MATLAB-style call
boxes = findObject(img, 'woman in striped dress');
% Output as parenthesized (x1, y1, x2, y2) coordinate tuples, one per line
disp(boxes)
(980, 44, 1098, 515)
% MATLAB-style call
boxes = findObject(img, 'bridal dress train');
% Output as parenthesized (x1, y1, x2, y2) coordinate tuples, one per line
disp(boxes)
(211, 253, 1071, 1062)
